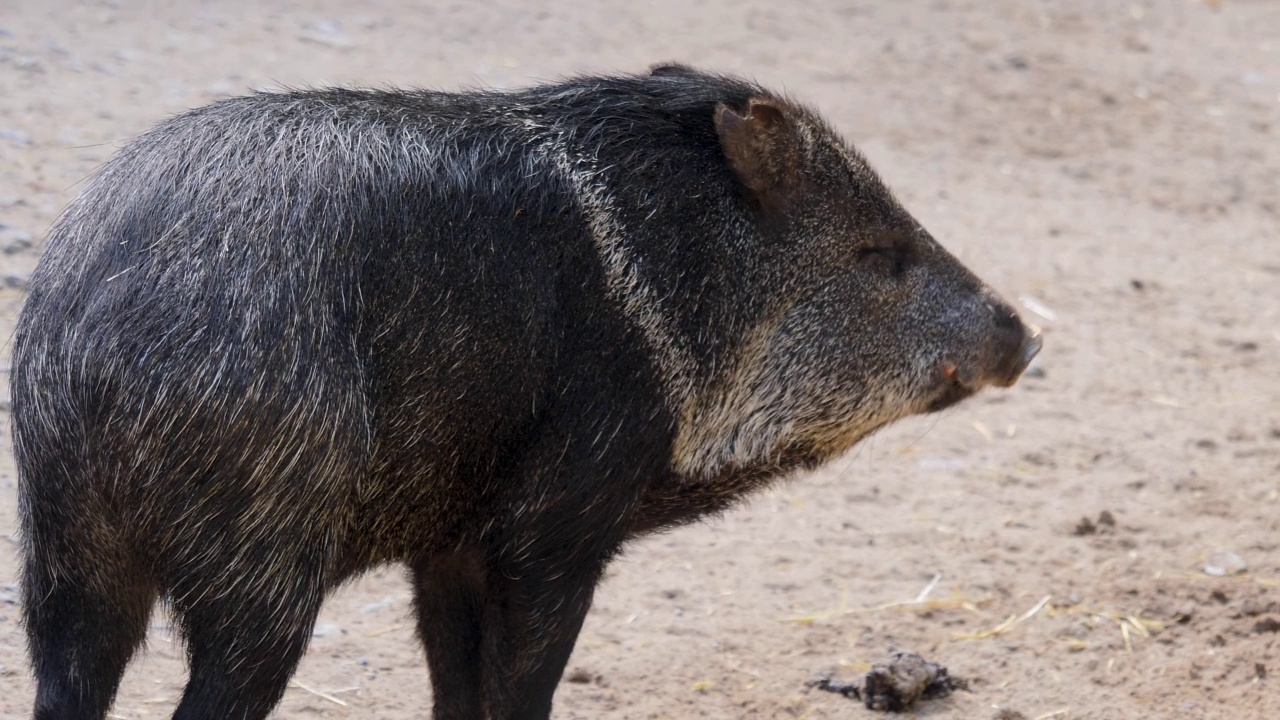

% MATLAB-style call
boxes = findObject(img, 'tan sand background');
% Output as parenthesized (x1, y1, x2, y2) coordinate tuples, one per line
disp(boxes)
(0, 0, 1277, 717)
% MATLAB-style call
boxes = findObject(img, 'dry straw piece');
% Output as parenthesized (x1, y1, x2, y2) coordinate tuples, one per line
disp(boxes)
(287, 680, 351, 707)
(784, 574, 990, 625)
(953, 595, 1051, 641)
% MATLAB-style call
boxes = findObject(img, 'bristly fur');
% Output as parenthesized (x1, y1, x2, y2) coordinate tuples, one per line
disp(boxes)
(11, 67, 1036, 720)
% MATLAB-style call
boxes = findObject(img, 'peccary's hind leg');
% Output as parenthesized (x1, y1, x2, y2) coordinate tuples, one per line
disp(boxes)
(169, 545, 328, 720)
(23, 530, 155, 720)
(412, 551, 487, 720)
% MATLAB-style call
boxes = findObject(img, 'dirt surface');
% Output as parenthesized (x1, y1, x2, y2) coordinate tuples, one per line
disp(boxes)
(1, 0, 1277, 718)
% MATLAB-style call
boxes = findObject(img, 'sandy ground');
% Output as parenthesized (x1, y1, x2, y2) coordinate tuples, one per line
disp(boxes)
(1, 0, 1278, 718)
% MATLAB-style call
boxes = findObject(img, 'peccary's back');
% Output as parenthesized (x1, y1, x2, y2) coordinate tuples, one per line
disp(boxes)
(11, 88, 653, 556)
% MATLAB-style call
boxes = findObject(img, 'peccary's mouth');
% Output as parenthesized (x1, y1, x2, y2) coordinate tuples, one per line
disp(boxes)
(926, 375, 977, 412)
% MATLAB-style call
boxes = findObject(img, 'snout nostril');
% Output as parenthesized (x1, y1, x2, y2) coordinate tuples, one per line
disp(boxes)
(991, 303, 1020, 332)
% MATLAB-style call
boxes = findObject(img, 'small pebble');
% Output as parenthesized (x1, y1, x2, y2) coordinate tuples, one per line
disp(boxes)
(0, 129, 31, 148)
(359, 597, 395, 614)
(1204, 550, 1246, 577)
(300, 18, 355, 49)
(2, 230, 33, 254)
(313, 18, 342, 35)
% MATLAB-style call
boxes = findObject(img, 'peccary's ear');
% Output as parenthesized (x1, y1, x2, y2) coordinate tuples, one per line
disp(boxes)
(715, 97, 803, 211)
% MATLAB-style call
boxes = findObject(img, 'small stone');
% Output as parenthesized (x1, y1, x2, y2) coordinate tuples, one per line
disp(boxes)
(0, 129, 31, 148)
(359, 597, 395, 614)
(312, 623, 340, 638)
(13, 56, 42, 72)
(300, 18, 355, 49)
(1203, 551, 1246, 577)
(313, 18, 342, 35)
(2, 230, 33, 254)
(3, 274, 29, 291)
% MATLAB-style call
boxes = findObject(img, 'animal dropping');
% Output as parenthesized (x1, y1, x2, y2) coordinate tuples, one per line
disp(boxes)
(12, 64, 1040, 720)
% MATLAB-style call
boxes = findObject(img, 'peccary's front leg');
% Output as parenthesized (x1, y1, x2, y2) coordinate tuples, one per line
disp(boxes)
(474, 407, 658, 718)
(414, 513, 617, 720)
(478, 545, 610, 720)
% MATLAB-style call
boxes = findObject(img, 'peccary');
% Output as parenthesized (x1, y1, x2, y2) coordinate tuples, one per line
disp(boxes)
(12, 65, 1040, 720)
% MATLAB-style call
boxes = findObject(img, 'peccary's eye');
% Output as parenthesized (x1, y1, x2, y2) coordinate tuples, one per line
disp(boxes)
(857, 245, 908, 276)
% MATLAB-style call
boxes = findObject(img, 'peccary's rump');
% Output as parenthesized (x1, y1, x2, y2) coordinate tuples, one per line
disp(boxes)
(12, 65, 1039, 720)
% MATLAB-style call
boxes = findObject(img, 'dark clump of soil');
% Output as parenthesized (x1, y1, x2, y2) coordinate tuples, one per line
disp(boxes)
(1073, 510, 1116, 536)
(1097, 510, 1116, 529)
(1254, 617, 1280, 634)
(1073, 516, 1097, 536)
(808, 652, 968, 712)
(865, 652, 968, 711)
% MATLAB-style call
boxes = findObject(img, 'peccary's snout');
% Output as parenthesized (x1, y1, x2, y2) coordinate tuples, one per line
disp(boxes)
(932, 294, 1041, 412)
(988, 300, 1042, 387)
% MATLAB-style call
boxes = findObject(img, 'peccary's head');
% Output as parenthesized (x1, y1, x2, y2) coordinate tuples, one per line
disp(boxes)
(673, 93, 1041, 480)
